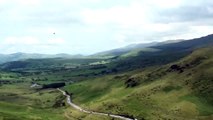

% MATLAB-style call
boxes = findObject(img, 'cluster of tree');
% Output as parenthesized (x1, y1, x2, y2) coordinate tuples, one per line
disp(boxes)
(42, 82, 65, 89)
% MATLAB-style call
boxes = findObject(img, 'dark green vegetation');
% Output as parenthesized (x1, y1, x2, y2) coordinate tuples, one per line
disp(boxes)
(42, 82, 65, 89)
(0, 34, 213, 120)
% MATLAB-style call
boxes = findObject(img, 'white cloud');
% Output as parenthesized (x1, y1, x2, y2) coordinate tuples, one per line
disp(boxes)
(0, 0, 41, 6)
(146, 0, 183, 8)
(3, 36, 40, 45)
(190, 25, 213, 37)
(81, 0, 184, 27)
(81, 2, 148, 27)
(2, 36, 66, 46)
(0, 36, 68, 54)
(47, 38, 66, 45)
(0, 0, 212, 54)
(0, 0, 6, 4)
(114, 34, 126, 44)
(17, 0, 41, 6)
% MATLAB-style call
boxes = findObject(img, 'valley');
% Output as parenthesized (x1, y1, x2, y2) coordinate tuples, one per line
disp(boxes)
(0, 34, 213, 120)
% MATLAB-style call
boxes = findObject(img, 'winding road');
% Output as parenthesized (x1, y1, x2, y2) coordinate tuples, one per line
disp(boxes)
(57, 88, 137, 120)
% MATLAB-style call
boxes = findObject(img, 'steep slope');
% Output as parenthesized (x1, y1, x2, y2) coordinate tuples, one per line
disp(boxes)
(64, 47, 213, 120)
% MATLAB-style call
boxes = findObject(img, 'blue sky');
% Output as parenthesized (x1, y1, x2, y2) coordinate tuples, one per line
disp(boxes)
(0, 0, 213, 54)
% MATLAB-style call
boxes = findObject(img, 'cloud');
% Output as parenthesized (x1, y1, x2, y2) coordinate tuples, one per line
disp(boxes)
(155, 4, 213, 24)
(145, 0, 183, 8)
(80, 0, 213, 45)
(81, 2, 148, 27)
(0, 0, 41, 6)
(2, 36, 40, 45)
(114, 34, 126, 44)
(2, 36, 66, 46)
(0, 36, 67, 53)
(0, 0, 6, 4)
(17, 0, 41, 6)
(0, 0, 212, 54)
(47, 38, 66, 45)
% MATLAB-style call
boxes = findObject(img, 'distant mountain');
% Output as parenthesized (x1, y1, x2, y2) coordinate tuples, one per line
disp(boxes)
(152, 34, 213, 50)
(91, 34, 212, 58)
(0, 52, 84, 64)
(90, 39, 184, 58)
(91, 42, 159, 58)
(54, 53, 84, 58)
(0, 34, 212, 66)
(107, 34, 213, 71)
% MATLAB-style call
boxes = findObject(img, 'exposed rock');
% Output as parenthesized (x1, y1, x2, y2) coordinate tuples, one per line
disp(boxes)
(125, 78, 139, 88)
(168, 64, 184, 73)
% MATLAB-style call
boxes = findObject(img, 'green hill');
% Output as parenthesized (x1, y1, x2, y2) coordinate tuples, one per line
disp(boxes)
(64, 47, 213, 120)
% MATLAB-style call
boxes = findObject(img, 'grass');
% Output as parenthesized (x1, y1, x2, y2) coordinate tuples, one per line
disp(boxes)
(180, 95, 213, 116)
(0, 101, 64, 120)
(64, 47, 213, 120)
(0, 84, 65, 120)
(0, 82, 114, 120)
(162, 85, 182, 93)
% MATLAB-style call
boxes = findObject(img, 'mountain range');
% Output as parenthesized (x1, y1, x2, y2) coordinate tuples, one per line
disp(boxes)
(1, 34, 212, 64)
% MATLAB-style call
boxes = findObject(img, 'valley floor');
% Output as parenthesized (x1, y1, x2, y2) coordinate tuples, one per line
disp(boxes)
(58, 88, 135, 120)
(0, 83, 113, 120)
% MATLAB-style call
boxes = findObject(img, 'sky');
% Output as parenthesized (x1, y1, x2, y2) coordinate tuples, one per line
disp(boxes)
(0, 0, 213, 54)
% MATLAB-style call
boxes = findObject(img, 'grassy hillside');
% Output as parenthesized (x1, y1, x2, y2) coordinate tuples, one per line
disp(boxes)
(0, 83, 112, 120)
(0, 83, 65, 120)
(64, 47, 213, 120)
